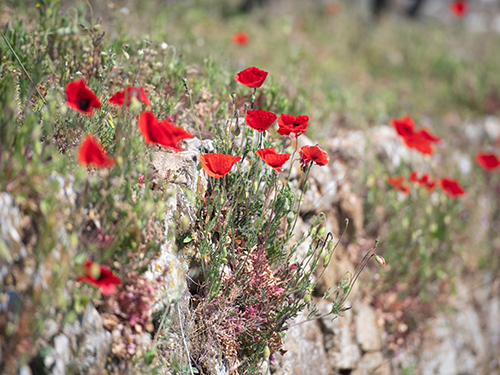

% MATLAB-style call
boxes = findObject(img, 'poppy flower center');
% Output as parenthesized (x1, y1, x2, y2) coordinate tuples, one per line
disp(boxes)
(78, 99, 91, 111)
(293, 122, 300, 127)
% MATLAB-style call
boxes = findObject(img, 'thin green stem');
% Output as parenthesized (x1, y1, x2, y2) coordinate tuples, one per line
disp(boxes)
(1, 30, 46, 105)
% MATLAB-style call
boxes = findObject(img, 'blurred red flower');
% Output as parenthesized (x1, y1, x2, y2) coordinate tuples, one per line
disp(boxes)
(390, 116, 415, 137)
(256, 147, 291, 172)
(476, 152, 500, 171)
(419, 128, 441, 143)
(138, 111, 193, 152)
(200, 153, 242, 179)
(232, 31, 250, 45)
(390, 116, 440, 155)
(77, 259, 121, 296)
(410, 172, 437, 192)
(235, 67, 268, 88)
(449, 0, 468, 18)
(425, 179, 437, 192)
(409, 171, 429, 185)
(387, 176, 410, 194)
(439, 178, 465, 197)
(108, 86, 151, 106)
(246, 110, 277, 132)
(277, 114, 309, 137)
(299, 145, 329, 168)
(77, 134, 115, 168)
(66, 78, 101, 115)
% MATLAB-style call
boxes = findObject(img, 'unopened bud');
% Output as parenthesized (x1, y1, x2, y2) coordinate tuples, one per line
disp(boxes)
(287, 212, 294, 223)
(323, 253, 331, 267)
(375, 255, 386, 266)
(263, 346, 270, 360)
(304, 293, 311, 303)
(319, 227, 326, 237)
(328, 240, 334, 250)
(310, 227, 317, 236)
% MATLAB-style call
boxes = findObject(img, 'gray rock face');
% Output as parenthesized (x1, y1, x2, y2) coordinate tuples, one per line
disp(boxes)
(355, 302, 382, 352)
(0, 192, 27, 284)
(272, 310, 332, 375)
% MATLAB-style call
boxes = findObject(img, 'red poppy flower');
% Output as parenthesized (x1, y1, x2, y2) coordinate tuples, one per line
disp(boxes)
(439, 178, 465, 198)
(390, 116, 415, 138)
(138, 111, 193, 152)
(418, 128, 441, 143)
(108, 86, 151, 106)
(401, 132, 433, 155)
(200, 153, 242, 179)
(256, 147, 291, 173)
(299, 145, 329, 168)
(277, 114, 309, 137)
(387, 176, 410, 194)
(77, 134, 115, 168)
(449, 0, 468, 18)
(475, 152, 500, 171)
(235, 67, 268, 88)
(66, 78, 102, 115)
(425, 179, 437, 192)
(77, 259, 121, 296)
(409, 171, 429, 185)
(232, 32, 250, 46)
(246, 110, 277, 132)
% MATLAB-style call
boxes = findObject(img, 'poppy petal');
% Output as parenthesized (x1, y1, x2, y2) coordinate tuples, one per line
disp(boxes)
(66, 78, 101, 116)
(235, 67, 268, 88)
(200, 153, 242, 179)
(246, 110, 277, 132)
(77, 135, 115, 168)
(476, 152, 500, 171)
(256, 147, 290, 172)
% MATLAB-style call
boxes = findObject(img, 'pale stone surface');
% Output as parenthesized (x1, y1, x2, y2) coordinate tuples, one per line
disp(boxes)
(355, 302, 382, 352)
(352, 351, 392, 375)
(319, 302, 361, 370)
(273, 310, 333, 375)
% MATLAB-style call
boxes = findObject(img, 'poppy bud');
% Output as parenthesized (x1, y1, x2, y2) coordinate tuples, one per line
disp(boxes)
(304, 293, 311, 303)
(323, 253, 331, 267)
(328, 240, 334, 250)
(375, 255, 386, 266)
(319, 227, 326, 236)
(263, 346, 270, 360)
(310, 227, 317, 236)
(287, 212, 294, 223)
